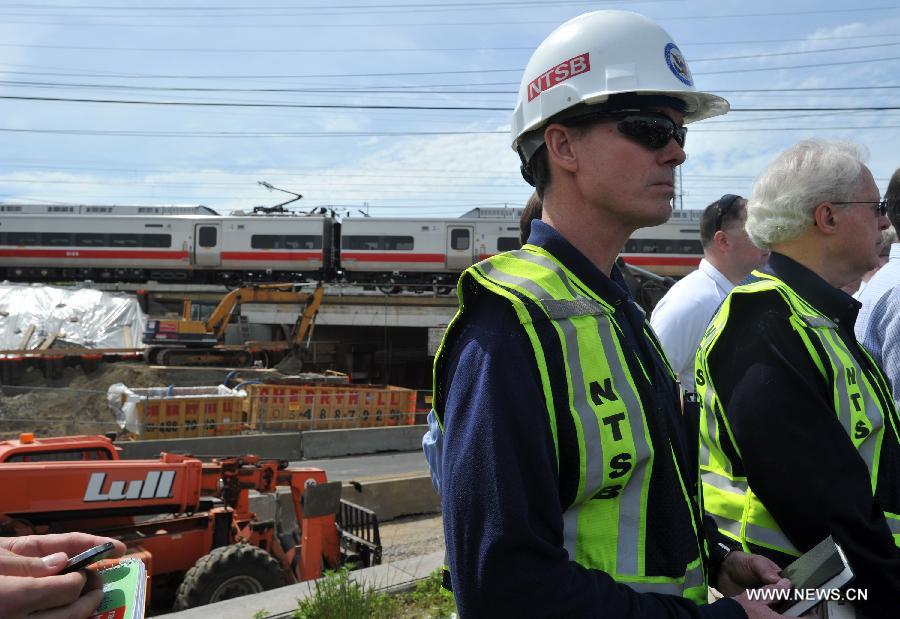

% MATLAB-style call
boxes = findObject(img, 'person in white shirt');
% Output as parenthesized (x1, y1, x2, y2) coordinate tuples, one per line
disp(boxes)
(650, 194, 769, 391)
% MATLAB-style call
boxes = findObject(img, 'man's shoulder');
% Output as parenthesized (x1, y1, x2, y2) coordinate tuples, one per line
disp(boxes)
(858, 262, 900, 308)
(652, 268, 723, 316)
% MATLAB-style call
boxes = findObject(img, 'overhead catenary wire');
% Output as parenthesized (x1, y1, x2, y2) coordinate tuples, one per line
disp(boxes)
(0, 5, 897, 28)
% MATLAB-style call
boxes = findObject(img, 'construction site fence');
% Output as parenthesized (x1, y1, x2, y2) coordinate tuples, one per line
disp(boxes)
(109, 384, 418, 439)
(241, 383, 417, 434)
(0, 382, 432, 440)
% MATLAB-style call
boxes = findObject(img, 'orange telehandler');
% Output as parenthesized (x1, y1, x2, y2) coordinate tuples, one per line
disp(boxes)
(0, 433, 381, 612)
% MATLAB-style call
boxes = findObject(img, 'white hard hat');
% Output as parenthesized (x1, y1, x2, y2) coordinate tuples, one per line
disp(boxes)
(511, 10, 730, 163)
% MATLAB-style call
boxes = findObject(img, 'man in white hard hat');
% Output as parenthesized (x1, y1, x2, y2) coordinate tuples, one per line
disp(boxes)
(429, 10, 788, 618)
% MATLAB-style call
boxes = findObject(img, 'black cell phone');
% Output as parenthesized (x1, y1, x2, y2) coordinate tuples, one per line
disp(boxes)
(59, 541, 115, 574)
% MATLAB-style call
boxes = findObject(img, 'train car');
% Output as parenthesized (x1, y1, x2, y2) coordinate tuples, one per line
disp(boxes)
(0, 204, 334, 284)
(621, 209, 703, 277)
(337, 214, 521, 290)
(0, 201, 705, 287)
(215, 214, 334, 283)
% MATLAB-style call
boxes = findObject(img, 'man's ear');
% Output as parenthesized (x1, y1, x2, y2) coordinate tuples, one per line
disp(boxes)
(712, 229, 730, 250)
(811, 202, 839, 235)
(544, 124, 579, 174)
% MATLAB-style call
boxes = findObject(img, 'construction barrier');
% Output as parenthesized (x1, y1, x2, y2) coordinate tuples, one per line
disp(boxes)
(242, 383, 416, 432)
(107, 384, 245, 439)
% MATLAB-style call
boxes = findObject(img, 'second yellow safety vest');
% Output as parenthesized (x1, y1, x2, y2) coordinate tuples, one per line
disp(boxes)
(696, 271, 900, 556)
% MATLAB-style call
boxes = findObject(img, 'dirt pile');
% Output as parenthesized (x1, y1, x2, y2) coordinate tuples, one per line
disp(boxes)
(0, 363, 279, 439)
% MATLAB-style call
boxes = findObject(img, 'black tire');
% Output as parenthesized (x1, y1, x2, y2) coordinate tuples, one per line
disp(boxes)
(172, 544, 284, 611)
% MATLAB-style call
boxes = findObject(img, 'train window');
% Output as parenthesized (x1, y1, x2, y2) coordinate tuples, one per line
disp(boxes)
(342, 235, 380, 250)
(47, 206, 74, 213)
(251, 235, 277, 249)
(198, 227, 217, 248)
(110, 234, 140, 247)
(142, 234, 171, 248)
(40, 233, 72, 246)
(0, 205, 22, 212)
(284, 235, 322, 250)
(85, 206, 112, 213)
(75, 233, 106, 246)
(5, 232, 39, 246)
(624, 240, 640, 252)
(497, 237, 519, 252)
(451, 229, 470, 250)
(383, 236, 414, 251)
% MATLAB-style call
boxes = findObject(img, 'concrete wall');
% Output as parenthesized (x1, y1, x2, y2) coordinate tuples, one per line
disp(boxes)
(301, 425, 425, 459)
(341, 473, 440, 521)
(118, 425, 426, 461)
(119, 432, 304, 460)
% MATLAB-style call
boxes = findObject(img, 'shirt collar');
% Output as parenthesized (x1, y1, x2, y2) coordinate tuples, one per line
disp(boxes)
(889, 242, 900, 261)
(761, 251, 861, 327)
(527, 219, 632, 305)
(698, 258, 734, 294)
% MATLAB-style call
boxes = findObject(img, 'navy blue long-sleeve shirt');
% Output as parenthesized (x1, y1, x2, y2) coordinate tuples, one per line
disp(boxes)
(437, 221, 744, 618)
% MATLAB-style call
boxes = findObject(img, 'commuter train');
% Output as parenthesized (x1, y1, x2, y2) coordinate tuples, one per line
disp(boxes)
(0, 204, 703, 288)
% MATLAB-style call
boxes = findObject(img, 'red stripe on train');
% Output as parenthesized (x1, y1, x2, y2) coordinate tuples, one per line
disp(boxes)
(0, 248, 189, 260)
(220, 251, 322, 261)
(341, 252, 446, 263)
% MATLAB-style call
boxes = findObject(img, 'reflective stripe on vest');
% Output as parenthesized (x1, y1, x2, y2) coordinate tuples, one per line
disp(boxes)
(697, 271, 900, 556)
(434, 247, 706, 602)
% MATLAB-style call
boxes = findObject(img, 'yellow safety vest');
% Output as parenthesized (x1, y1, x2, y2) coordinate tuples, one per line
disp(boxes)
(696, 271, 900, 556)
(433, 246, 708, 602)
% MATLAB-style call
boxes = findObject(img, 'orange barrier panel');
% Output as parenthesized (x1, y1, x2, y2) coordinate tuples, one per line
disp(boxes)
(242, 383, 416, 433)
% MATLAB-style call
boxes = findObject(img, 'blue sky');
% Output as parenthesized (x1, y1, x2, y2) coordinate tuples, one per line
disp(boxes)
(1, 0, 898, 217)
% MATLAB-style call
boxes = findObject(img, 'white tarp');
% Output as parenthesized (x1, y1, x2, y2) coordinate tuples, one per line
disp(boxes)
(0, 283, 146, 350)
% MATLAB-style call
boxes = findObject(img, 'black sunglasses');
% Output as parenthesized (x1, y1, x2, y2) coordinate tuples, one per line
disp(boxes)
(715, 194, 742, 232)
(564, 110, 687, 151)
(830, 200, 888, 217)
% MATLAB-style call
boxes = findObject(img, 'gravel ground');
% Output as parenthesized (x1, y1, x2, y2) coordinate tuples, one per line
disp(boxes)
(379, 513, 445, 564)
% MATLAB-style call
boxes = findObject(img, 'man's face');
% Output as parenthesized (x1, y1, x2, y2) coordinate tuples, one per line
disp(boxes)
(723, 207, 769, 275)
(567, 107, 686, 228)
(836, 166, 889, 275)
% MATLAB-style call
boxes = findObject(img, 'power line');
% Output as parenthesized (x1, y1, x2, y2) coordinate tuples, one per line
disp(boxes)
(1, 33, 898, 55)
(2, 93, 900, 113)
(690, 41, 900, 62)
(696, 55, 900, 75)
(2, 124, 900, 140)
(0, 6, 897, 28)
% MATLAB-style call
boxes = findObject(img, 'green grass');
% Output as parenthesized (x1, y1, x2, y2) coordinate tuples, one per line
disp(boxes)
(275, 567, 457, 619)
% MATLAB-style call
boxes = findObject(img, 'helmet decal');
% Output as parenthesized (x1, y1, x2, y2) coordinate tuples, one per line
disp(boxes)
(664, 43, 693, 87)
(527, 52, 591, 102)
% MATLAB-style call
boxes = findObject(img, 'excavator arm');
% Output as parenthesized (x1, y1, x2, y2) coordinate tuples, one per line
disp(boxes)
(143, 283, 325, 366)
(288, 283, 325, 350)
(205, 283, 324, 341)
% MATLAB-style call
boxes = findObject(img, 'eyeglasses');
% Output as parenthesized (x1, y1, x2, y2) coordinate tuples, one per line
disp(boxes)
(565, 110, 687, 151)
(831, 200, 888, 217)
(714, 194, 742, 232)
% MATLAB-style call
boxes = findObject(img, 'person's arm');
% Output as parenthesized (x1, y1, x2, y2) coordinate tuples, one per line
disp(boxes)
(441, 299, 748, 618)
(873, 290, 900, 406)
(708, 296, 900, 617)
(650, 291, 709, 389)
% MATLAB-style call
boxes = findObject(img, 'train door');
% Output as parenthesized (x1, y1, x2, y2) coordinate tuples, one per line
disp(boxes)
(446, 225, 474, 270)
(193, 223, 221, 266)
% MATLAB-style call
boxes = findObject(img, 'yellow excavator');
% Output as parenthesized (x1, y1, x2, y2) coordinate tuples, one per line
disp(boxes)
(142, 283, 324, 367)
